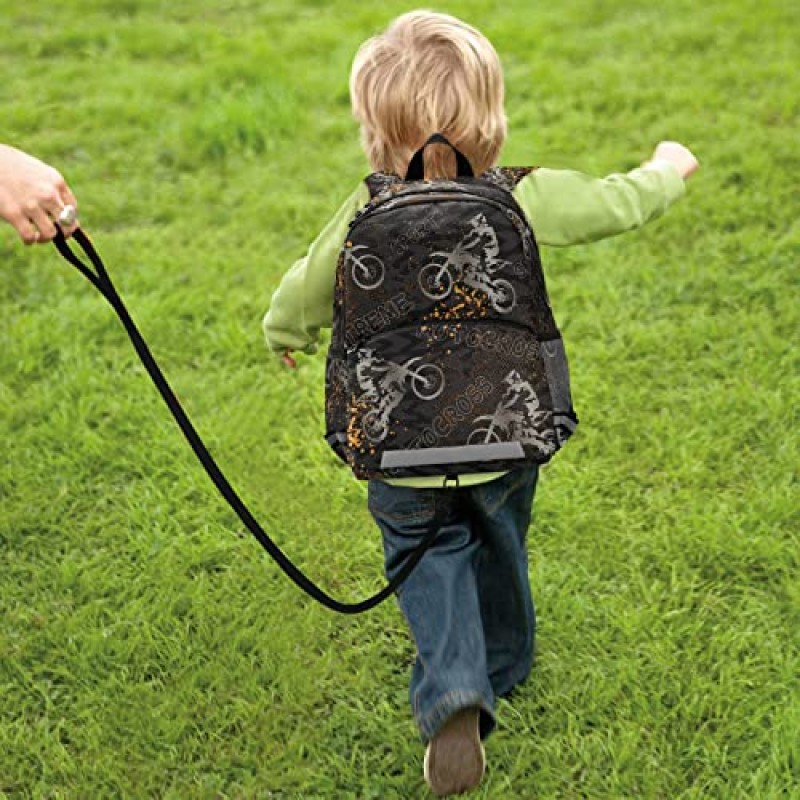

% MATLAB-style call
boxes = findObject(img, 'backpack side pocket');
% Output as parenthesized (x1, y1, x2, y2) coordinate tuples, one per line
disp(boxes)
(540, 337, 578, 445)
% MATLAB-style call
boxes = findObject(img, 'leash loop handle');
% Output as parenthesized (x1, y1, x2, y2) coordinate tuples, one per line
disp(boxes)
(52, 228, 439, 615)
(405, 133, 475, 180)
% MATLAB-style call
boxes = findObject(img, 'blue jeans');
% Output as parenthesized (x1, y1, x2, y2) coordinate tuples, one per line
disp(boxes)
(368, 467, 539, 743)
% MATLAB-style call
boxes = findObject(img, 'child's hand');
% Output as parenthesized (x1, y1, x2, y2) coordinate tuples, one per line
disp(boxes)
(646, 141, 700, 180)
(281, 350, 297, 368)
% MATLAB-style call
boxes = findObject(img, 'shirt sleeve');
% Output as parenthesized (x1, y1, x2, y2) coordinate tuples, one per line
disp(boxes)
(263, 183, 370, 354)
(512, 161, 686, 247)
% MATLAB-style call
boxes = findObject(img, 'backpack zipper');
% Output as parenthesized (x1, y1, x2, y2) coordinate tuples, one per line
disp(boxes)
(349, 189, 535, 258)
(349, 317, 540, 356)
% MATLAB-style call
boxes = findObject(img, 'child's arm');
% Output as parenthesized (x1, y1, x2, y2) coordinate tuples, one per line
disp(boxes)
(513, 141, 699, 247)
(263, 183, 369, 359)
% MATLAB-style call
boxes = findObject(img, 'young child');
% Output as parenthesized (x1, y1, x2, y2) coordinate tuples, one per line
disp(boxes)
(263, 11, 698, 796)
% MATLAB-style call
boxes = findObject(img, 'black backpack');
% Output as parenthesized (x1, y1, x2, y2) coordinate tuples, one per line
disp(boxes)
(324, 134, 577, 482)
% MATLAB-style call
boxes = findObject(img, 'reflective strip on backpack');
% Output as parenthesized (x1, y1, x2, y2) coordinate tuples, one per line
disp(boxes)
(380, 442, 525, 470)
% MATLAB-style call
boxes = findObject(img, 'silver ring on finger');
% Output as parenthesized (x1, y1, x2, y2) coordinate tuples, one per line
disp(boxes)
(58, 204, 78, 226)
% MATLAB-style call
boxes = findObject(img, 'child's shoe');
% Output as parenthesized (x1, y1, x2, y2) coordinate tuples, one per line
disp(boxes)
(423, 706, 485, 796)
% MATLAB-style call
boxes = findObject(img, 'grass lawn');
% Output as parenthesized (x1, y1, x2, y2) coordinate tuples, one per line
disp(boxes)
(1, 0, 797, 797)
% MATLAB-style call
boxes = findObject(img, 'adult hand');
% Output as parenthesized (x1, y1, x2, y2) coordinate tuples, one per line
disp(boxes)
(0, 144, 79, 245)
(645, 141, 700, 180)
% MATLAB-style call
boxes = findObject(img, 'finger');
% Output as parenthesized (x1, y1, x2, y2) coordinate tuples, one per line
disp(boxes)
(28, 205, 57, 243)
(56, 201, 80, 238)
(39, 185, 65, 221)
(38, 185, 79, 235)
(6, 211, 31, 244)
(282, 352, 297, 368)
(20, 221, 40, 246)
(54, 174, 77, 208)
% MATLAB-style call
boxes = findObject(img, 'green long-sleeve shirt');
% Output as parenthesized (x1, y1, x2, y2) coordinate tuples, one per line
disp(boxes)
(263, 161, 685, 488)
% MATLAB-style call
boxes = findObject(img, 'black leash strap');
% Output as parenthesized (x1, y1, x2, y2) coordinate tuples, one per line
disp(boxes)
(52, 229, 441, 614)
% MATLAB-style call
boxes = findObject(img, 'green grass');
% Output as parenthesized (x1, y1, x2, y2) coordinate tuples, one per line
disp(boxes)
(1, 0, 798, 797)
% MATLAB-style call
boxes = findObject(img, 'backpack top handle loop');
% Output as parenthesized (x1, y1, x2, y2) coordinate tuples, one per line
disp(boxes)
(405, 133, 475, 180)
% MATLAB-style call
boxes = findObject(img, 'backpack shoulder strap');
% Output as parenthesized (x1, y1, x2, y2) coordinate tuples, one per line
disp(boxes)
(364, 172, 402, 198)
(482, 166, 537, 193)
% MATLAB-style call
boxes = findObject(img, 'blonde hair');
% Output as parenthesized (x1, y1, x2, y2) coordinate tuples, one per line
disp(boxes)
(350, 10, 507, 179)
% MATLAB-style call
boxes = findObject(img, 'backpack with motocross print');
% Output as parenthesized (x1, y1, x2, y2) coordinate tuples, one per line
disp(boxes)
(324, 134, 577, 482)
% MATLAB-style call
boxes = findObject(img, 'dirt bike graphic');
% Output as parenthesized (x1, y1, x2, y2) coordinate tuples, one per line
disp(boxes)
(344, 244, 385, 290)
(325, 355, 348, 391)
(418, 213, 516, 313)
(357, 351, 445, 443)
(467, 370, 555, 454)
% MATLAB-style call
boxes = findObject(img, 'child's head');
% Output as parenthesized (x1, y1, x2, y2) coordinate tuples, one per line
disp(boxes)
(350, 11, 506, 179)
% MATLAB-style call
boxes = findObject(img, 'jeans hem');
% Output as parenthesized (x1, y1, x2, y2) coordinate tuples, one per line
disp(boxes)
(491, 662, 533, 700)
(416, 689, 495, 743)
(490, 654, 534, 698)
